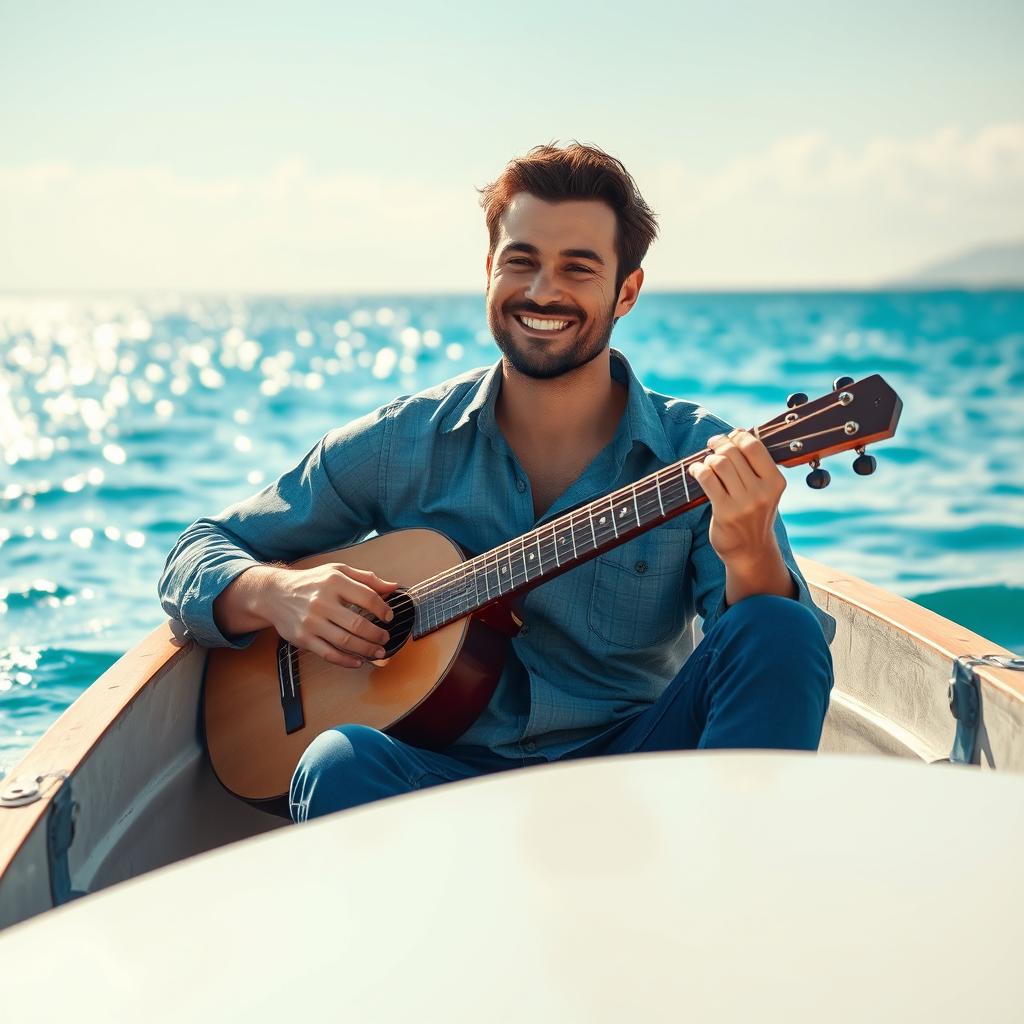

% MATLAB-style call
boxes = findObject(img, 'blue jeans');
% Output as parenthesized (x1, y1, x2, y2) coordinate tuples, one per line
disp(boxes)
(289, 595, 834, 822)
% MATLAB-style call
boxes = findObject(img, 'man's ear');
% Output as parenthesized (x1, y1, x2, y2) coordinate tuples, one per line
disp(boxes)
(614, 267, 644, 318)
(485, 252, 493, 287)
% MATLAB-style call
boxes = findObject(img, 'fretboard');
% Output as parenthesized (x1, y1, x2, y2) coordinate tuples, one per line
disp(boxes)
(411, 459, 708, 635)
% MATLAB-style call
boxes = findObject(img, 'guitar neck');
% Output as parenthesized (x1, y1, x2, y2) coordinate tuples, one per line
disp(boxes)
(411, 458, 710, 635)
(408, 372, 903, 636)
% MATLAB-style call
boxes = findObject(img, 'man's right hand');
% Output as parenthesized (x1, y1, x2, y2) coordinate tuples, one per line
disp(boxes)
(264, 563, 399, 668)
(214, 562, 399, 669)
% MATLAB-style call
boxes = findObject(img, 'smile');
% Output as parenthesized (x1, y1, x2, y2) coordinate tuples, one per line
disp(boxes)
(514, 314, 576, 334)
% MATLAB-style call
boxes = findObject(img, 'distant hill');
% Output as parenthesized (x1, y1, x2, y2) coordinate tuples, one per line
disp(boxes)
(889, 240, 1024, 288)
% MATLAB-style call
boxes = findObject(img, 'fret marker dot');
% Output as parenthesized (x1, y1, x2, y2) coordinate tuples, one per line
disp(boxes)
(501, 567, 507, 573)
(619, 507, 628, 518)
(599, 516, 606, 525)
(528, 553, 535, 560)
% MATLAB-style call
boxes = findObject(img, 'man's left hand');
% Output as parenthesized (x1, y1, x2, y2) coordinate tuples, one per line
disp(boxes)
(689, 429, 786, 566)
(689, 428, 796, 606)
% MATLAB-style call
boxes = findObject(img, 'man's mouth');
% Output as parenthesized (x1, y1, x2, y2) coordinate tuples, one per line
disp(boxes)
(513, 313, 577, 335)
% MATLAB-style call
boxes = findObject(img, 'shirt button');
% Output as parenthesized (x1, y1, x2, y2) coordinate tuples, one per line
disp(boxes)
(635, 560, 648, 574)
(524, 740, 537, 753)
(519, 624, 529, 636)
(516, 479, 526, 493)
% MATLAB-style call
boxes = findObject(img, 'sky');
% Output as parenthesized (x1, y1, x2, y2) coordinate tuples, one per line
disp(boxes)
(2, 0, 1022, 291)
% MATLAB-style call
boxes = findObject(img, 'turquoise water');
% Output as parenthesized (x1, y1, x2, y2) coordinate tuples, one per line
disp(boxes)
(2, 291, 1022, 776)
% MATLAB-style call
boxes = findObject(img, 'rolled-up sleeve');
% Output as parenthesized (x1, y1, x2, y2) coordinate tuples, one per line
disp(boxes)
(158, 403, 394, 649)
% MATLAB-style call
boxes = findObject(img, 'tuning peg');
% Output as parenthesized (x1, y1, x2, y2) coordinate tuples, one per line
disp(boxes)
(805, 458, 831, 489)
(786, 392, 808, 409)
(853, 446, 877, 476)
(833, 375, 855, 391)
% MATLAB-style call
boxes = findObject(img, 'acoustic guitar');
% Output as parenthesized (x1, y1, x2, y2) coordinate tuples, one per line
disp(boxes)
(203, 374, 902, 803)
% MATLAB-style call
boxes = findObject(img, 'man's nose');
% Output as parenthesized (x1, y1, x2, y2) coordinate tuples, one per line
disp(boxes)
(524, 268, 563, 305)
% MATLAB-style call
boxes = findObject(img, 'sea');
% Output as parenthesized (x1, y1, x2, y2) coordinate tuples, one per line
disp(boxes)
(2, 290, 1023, 777)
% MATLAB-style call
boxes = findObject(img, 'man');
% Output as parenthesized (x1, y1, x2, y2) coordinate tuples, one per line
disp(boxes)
(159, 142, 835, 823)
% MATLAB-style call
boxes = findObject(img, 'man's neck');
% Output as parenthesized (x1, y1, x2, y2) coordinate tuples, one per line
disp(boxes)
(494, 348, 627, 461)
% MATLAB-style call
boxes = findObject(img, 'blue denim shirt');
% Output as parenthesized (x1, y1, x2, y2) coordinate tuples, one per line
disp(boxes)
(158, 348, 835, 760)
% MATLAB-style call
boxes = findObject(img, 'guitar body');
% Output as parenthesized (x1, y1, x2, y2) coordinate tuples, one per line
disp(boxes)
(203, 529, 520, 804)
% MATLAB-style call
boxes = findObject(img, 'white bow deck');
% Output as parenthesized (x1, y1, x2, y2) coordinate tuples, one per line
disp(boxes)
(2, 751, 1023, 1022)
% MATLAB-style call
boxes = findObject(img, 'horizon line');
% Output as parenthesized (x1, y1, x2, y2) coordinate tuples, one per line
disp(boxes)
(2, 283, 1022, 299)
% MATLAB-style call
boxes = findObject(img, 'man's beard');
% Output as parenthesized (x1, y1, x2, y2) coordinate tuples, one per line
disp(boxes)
(487, 298, 617, 381)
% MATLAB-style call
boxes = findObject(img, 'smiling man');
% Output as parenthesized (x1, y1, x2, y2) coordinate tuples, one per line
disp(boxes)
(159, 142, 836, 822)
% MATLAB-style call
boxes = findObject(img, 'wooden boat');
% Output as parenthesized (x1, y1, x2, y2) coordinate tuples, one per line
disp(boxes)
(1, 558, 1022, 1018)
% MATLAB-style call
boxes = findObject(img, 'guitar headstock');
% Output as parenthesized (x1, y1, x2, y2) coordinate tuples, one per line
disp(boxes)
(756, 374, 902, 488)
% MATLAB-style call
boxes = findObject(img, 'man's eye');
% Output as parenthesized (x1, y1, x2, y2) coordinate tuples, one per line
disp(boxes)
(567, 265, 592, 273)
(508, 258, 531, 266)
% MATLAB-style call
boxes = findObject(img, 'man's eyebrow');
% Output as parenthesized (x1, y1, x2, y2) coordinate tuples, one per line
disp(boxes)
(499, 241, 605, 265)
(561, 247, 605, 265)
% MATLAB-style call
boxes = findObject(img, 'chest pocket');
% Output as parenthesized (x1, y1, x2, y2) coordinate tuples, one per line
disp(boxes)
(588, 524, 692, 649)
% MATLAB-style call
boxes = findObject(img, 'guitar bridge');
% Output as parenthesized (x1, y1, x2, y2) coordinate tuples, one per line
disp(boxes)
(277, 639, 305, 735)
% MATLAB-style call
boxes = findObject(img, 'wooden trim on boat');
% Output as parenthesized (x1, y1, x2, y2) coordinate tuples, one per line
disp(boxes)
(797, 557, 1023, 704)
(0, 624, 193, 884)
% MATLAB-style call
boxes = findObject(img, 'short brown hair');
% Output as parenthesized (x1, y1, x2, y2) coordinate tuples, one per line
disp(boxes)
(478, 141, 658, 292)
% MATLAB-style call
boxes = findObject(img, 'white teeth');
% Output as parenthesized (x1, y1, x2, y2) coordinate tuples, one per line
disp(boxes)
(520, 316, 570, 331)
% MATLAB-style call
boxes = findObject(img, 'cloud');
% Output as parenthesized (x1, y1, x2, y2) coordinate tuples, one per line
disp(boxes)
(645, 122, 1024, 286)
(0, 157, 485, 292)
(1, 124, 1022, 290)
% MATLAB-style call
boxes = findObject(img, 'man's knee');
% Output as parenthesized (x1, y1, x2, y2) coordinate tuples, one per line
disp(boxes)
(289, 724, 408, 822)
(717, 594, 826, 651)
(695, 597, 834, 750)
(301, 722, 389, 767)
(708, 595, 834, 702)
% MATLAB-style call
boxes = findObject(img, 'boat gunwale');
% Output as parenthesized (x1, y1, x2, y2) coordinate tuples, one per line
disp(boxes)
(797, 556, 1022, 703)
(0, 624, 193, 888)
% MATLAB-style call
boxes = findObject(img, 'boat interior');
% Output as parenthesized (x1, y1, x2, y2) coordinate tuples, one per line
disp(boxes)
(1, 556, 1021, 931)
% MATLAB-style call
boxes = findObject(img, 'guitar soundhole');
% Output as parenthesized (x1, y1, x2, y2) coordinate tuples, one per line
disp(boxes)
(363, 587, 416, 659)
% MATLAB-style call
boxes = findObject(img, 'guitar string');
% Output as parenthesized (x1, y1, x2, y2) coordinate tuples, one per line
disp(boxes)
(276, 416, 859, 685)
(405, 444, 799, 635)
(406, 396, 848, 610)
(408, 407, 855, 629)
(273, 446, 712, 682)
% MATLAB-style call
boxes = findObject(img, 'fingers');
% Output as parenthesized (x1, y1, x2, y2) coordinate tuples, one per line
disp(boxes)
(332, 565, 397, 623)
(321, 619, 388, 662)
(690, 439, 749, 499)
(336, 603, 391, 649)
(704, 451, 751, 496)
(706, 432, 760, 491)
(345, 564, 400, 594)
(305, 636, 364, 670)
(724, 428, 779, 479)
(696, 430, 785, 499)
(688, 458, 728, 502)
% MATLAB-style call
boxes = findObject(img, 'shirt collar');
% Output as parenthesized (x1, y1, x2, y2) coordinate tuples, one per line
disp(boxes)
(440, 359, 504, 439)
(610, 347, 677, 464)
(441, 347, 677, 464)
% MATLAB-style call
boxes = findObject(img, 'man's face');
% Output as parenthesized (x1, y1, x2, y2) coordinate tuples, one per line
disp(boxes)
(486, 194, 635, 380)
